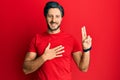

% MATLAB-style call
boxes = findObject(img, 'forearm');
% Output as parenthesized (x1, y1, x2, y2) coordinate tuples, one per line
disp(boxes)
(23, 44, 64, 74)
(23, 55, 47, 74)
(79, 51, 90, 72)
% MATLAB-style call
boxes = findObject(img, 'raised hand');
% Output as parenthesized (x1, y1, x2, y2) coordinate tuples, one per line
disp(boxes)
(81, 26, 92, 50)
(42, 43, 65, 60)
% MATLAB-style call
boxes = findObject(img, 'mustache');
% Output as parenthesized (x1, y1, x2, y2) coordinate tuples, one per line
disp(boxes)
(50, 21, 58, 24)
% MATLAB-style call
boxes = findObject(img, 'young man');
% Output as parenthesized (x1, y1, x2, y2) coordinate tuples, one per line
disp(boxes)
(23, 1, 92, 80)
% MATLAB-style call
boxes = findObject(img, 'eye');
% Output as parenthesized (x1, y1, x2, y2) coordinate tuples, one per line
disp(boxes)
(56, 15, 60, 18)
(47, 15, 53, 18)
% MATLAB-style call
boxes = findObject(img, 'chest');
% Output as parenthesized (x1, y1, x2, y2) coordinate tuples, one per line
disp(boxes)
(36, 36, 74, 57)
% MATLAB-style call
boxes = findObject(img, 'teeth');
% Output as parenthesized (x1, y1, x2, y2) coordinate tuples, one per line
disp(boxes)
(52, 24, 56, 26)
(52, 23, 56, 24)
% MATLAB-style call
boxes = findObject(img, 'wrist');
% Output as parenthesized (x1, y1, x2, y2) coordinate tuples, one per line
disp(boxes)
(41, 54, 48, 62)
(83, 47, 92, 52)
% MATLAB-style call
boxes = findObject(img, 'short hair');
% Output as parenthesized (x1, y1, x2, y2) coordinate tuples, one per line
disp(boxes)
(44, 1, 64, 17)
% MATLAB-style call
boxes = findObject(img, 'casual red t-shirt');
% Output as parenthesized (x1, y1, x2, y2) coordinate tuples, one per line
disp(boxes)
(28, 31, 81, 80)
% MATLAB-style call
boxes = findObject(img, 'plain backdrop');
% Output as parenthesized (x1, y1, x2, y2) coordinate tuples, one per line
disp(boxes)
(0, 0, 120, 80)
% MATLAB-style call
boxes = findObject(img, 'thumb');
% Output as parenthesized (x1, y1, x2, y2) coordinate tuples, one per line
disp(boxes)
(46, 43, 51, 50)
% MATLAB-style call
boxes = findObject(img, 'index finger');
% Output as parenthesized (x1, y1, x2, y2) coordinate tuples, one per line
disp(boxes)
(81, 26, 87, 41)
(53, 45, 63, 51)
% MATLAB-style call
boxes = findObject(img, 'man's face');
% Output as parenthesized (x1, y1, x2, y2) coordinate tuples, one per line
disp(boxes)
(46, 8, 62, 31)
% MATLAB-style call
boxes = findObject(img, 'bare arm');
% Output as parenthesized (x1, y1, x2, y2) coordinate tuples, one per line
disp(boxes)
(23, 43, 64, 74)
(73, 51, 90, 72)
(72, 26, 92, 72)
(23, 52, 46, 74)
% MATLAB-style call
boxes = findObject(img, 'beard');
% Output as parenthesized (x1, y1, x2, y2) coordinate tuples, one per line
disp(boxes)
(47, 22, 60, 31)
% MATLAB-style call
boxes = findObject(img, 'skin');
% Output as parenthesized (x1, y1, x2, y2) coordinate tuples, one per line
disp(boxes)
(23, 8, 92, 74)
(46, 8, 62, 34)
(73, 27, 92, 72)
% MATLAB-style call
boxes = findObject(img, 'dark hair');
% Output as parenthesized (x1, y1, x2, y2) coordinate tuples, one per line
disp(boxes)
(44, 1, 64, 17)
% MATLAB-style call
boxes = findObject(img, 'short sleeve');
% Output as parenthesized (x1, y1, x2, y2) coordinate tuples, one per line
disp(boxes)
(28, 35, 37, 52)
(72, 38, 81, 53)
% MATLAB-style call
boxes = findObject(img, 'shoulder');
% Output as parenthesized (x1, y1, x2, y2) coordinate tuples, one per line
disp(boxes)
(30, 32, 48, 44)
(60, 32, 78, 44)
(61, 31, 74, 38)
(34, 32, 48, 39)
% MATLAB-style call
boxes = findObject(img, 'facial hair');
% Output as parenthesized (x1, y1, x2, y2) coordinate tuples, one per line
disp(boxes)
(47, 21, 60, 31)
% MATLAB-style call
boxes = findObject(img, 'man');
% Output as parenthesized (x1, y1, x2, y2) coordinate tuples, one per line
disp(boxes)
(23, 1, 92, 80)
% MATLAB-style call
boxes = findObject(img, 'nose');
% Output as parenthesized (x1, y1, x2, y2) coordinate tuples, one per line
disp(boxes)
(52, 16, 56, 22)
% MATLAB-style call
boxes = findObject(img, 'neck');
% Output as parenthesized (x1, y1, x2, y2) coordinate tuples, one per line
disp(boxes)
(48, 29, 61, 34)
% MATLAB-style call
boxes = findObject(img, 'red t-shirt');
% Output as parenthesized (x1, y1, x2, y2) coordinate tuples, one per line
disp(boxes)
(28, 31, 81, 80)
